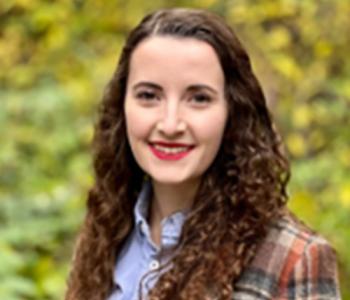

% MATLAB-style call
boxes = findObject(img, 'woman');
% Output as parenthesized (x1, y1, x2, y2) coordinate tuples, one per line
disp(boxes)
(65, 8, 341, 300)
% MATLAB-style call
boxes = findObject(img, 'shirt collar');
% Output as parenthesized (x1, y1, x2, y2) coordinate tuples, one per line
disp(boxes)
(134, 180, 187, 247)
(134, 180, 151, 224)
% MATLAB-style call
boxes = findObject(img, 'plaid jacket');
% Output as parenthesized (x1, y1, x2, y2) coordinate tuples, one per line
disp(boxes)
(233, 213, 341, 299)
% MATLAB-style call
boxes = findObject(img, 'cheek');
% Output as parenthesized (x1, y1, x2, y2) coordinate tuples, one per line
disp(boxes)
(205, 125, 226, 154)
(125, 106, 152, 141)
(194, 111, 227, 147)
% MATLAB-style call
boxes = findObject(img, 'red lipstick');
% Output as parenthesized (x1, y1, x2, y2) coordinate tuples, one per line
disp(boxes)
(149, 141, 195, 161)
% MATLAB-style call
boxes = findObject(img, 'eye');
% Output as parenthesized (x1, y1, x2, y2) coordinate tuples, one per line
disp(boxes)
(191, 93, 212, 104)
(135, 90, 158, 101)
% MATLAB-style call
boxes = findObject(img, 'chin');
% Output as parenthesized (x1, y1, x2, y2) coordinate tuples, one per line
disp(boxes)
(150, 172, 201, 186)
(152, 177, 189, 185)
(148, 172, 188, 184)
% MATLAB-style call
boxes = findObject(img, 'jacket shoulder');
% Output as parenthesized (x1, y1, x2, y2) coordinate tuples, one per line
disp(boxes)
(233, 213, 340, 299)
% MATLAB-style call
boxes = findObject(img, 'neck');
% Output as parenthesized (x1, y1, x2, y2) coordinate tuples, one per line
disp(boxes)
(148, 179, 200, 246)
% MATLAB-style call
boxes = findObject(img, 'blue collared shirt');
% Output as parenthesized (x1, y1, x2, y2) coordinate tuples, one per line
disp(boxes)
(107, 181, 187, 300)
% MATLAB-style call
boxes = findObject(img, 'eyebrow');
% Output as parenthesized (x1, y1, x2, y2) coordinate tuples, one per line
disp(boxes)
(131, 81, 219, 95)
(132, 81, 162, 91)
(187, 84, 218, 95)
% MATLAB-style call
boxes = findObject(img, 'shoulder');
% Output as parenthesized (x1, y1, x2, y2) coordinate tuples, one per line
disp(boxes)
(233, 212, 341, 300)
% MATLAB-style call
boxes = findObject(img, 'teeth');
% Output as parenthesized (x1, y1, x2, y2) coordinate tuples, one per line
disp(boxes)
(153, 144, 190, 154)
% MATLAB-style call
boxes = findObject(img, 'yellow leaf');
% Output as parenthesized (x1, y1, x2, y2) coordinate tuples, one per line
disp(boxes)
(15, 0, 37, 9)
(314, 40, 332, 58)
(340, 183, 350, 208)
(340, 80, 350, 99)
(292, 105, 312, 129)
(309, 130, 326, 149)
(268, 27, 291, 49)
(338, 148, 350, 167)
(273, 54, 302, 81)
(289, 191, 318, 223)
(34, 256, 54, 278)
(229, 5, 250, 23)
(44, 26, 68, 50)
(286, 133, 306, 157)
(194, 0, 217, 7)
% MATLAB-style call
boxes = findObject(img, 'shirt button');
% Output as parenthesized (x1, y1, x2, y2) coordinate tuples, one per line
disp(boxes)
(149, 260, 159, 270)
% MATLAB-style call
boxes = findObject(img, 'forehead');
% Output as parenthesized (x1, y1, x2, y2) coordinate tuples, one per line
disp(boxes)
(127, 36, 224, 87)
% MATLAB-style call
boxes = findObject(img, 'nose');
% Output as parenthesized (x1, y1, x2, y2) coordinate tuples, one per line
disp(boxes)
(156, 101, 186, 136)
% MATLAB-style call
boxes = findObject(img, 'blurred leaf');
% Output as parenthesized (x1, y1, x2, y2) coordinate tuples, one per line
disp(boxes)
(1, 0, 349, 299)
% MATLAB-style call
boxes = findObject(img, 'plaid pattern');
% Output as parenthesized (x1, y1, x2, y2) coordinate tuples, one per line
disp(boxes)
(233, 213, 341, 299)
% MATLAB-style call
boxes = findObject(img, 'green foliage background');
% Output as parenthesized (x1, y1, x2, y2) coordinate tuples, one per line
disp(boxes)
(1, 0, 349, 299)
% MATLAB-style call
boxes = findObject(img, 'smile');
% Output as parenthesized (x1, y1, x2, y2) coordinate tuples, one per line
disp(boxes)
(149, 142, 195, 161)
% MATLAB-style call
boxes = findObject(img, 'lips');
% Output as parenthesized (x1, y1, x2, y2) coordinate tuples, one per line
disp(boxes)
(149, 141, 195, 160)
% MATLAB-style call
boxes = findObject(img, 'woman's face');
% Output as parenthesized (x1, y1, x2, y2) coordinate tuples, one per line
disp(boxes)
(124, 36, 228, 186)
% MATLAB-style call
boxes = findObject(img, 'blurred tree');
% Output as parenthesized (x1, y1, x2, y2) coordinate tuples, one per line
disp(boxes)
(0, 0, 349, 299)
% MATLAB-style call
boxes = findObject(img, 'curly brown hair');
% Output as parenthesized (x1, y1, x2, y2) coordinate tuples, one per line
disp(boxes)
(65, 8, 290, 300)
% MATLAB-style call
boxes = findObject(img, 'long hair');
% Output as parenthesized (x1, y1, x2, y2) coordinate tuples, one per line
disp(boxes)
(65, 8, 290, 300)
